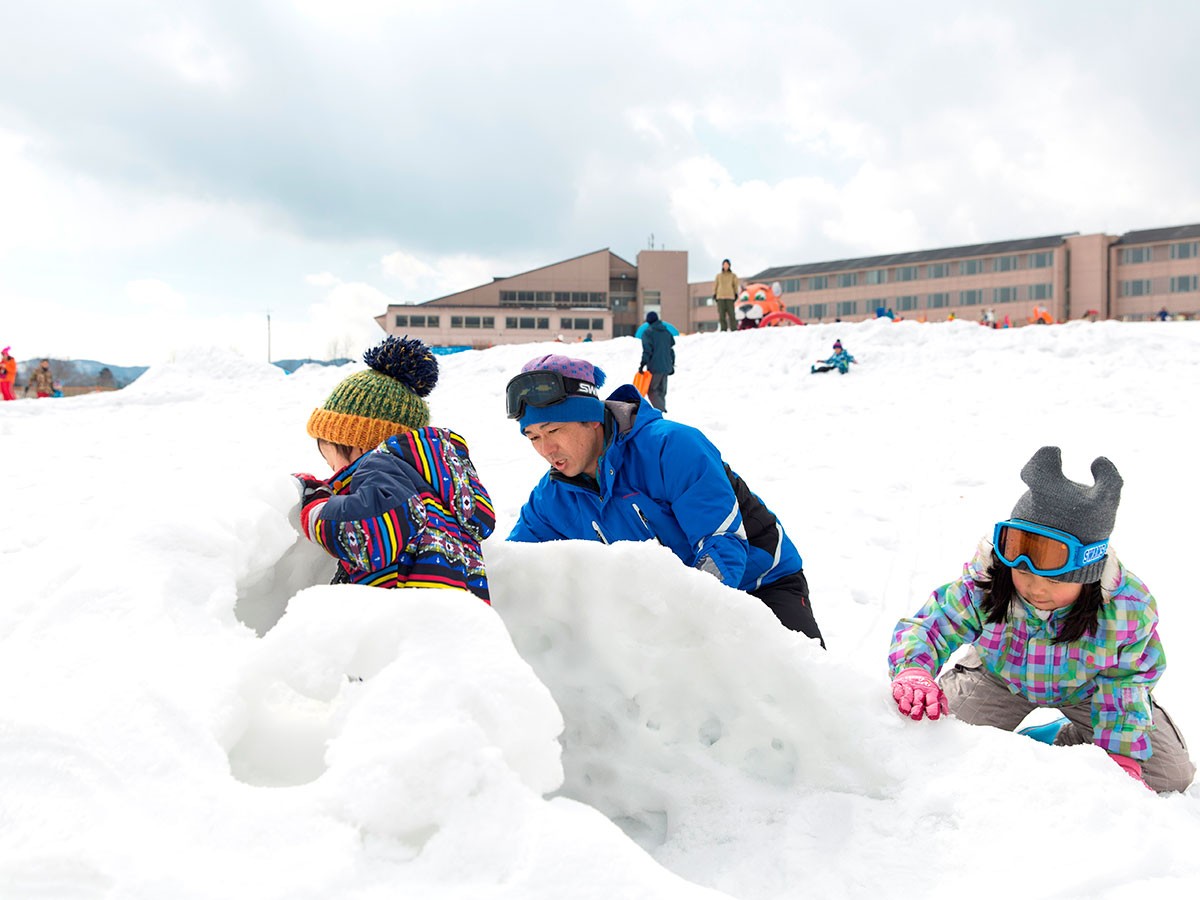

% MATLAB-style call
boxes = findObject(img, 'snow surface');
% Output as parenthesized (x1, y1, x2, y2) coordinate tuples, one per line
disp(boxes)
(2, 319, 1199, 900)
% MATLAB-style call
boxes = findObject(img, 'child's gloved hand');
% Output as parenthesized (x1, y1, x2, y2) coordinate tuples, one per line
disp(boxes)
(891, 667, 949, 721)
(290, 473, 332, 538)
(1108, 752, 1154, 791)
(293, 473, 332, 506)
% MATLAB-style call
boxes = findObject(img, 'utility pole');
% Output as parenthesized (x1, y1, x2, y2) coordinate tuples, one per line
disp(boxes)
(266, 312, 272, 363)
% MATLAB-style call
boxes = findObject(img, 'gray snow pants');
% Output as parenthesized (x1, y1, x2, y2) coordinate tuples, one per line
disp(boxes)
(647, 372, 669, 413)
(940, 659, 1196, 794)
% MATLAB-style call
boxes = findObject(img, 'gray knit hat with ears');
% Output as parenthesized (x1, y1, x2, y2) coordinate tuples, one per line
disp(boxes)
(1009, 446, 1123, 583)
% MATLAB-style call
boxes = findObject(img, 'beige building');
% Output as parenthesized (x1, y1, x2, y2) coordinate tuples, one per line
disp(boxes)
(374, 248, 686, 349)
(717, 224, 1200, 328)
(377, 223, 1200, 347)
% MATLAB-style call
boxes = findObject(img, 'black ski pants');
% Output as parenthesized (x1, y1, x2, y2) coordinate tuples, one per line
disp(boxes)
(750, 569, 825, 648)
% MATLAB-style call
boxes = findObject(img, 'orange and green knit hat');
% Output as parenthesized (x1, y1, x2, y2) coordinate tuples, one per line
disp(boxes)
(307, 336, 439, 449)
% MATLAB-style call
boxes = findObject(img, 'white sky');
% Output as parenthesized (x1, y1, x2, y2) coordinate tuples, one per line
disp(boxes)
(2, 320, 1198, 898)
(2, 1, 1200, 366)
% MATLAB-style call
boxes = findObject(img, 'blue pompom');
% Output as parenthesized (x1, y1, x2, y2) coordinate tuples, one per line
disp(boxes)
(362, 336, 439, 397)
(592, 365, 607, 389)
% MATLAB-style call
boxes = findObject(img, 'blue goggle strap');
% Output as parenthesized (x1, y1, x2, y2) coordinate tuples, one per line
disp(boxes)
(992, 519, 1108, 576)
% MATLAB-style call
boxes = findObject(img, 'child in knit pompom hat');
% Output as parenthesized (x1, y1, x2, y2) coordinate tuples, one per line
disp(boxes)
(291, 335, 496, 602)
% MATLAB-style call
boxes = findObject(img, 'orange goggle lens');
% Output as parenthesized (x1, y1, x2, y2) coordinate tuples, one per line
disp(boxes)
(997, 526, 1071, 571)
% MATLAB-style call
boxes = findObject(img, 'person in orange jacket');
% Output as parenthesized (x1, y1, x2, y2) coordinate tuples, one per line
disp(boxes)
(0, 347, 17, 401)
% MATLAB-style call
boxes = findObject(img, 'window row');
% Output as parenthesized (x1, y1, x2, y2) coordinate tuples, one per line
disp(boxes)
(561, 318, 605, 331)
(787, 285, 1054, 317)
(777, 252, 1057, 293)
(393, 315, 606, 331)
(499, 290, 607, 307)
(1118, 242, 1199, 264)
(393, 314, 440, 328)
(1120, 275, 1200, 296)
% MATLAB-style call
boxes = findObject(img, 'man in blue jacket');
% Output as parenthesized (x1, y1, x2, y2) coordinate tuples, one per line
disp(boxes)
(504, 353, 824, 645)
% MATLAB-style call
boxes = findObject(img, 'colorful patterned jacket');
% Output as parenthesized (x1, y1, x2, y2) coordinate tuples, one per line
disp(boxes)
(888, 539, 1165, 760)
(300, 427, 495, 602)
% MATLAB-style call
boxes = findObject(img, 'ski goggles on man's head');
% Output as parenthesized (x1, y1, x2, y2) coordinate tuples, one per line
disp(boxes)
(992, 519, 1108, 578)
(505, 370, 600, 420)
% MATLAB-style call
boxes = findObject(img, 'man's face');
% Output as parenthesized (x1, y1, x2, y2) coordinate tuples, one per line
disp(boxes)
(522, 420, 605, 478)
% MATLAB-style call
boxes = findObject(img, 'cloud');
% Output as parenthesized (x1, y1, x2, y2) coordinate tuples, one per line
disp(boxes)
(139, 22, 239, 90)
(305, 281, 390, 359)
(380, 249, 540, 303)
(0, 129, 175, 255)
(126, 278, 189, 314)
(3, 1, 1200, 365)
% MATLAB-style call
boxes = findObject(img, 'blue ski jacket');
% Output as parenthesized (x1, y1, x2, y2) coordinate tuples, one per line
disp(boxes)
(507, 385, 803, 591)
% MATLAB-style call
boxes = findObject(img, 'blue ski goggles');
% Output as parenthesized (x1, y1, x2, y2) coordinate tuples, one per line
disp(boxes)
(992, 519, 1108, 578)
(505, 370, 599, 420)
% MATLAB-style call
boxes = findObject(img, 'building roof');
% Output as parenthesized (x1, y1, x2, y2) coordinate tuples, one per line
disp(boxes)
(1113, 223, 1200, 246)
(751, 233, 1076, 280)
(419, 248, 634, 307)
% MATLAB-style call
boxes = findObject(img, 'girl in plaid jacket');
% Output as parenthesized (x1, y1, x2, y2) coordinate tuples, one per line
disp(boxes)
(887, 446, 1194, 793)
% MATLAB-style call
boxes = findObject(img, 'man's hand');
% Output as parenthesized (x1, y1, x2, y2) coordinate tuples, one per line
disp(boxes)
(694, 555, 724, 583)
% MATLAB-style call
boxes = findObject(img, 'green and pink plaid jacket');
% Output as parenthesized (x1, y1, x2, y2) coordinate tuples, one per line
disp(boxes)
(889, 540, 1164, 760)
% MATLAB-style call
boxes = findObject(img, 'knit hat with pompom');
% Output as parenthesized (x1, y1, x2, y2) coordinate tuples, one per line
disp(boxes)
(307, 336, 438, 449)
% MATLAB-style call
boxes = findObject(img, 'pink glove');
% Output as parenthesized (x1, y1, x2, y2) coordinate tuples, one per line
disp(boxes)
(891, 667, 949, 721)
(1108, 752, 1153, 791)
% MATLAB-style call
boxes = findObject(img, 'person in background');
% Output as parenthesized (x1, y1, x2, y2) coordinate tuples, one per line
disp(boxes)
(504, 354, 825, 645)
(639, 310, 675, 413)
(291, 336, 496, 602)
(888, 446, 1194, 793)
(811, 339, 856, 374)
(713, 259, 739, 332)
(0, 347, 16, 401)
(26, 359, 54, 398)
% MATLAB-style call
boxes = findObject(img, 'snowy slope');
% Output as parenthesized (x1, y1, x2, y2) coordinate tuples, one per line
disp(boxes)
(2, 320, 1199, 899)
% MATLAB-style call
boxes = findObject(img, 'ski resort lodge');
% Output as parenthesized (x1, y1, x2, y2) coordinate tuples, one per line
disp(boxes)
(375, 222, 1200, 349)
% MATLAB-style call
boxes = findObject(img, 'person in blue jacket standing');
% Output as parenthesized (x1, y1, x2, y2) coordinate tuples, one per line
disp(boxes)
(504, 353, 824, 645)
(639, 310, 675, 412)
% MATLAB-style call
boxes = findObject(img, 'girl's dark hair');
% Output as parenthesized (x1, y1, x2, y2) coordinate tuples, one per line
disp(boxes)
(978, 552, 1103, 644)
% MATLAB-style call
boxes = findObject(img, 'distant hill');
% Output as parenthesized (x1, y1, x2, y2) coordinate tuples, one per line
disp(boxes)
(272, 358, 354, 374)
(13, 358, 148, 388)
(9, 357, 355, 389)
